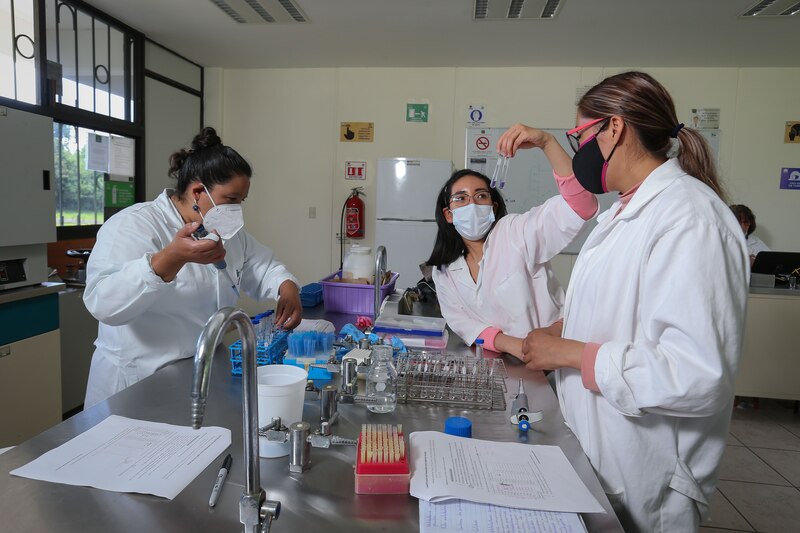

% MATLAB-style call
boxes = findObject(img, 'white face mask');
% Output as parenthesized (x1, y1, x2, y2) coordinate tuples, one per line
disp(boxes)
(451, 203, 495, 241)
(198, 184, 244, 240)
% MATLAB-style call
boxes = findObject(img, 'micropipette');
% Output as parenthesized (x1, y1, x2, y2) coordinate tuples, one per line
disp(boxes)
(509, 378, 543, 431)
(192, 224, 240, 297)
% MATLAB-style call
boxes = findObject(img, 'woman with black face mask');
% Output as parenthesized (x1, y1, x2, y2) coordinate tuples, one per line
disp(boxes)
(427, 133, 597, 360)
(512, 71, 749, 532)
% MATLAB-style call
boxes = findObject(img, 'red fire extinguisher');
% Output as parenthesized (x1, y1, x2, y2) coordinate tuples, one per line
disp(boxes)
(345, 187, 365, 239)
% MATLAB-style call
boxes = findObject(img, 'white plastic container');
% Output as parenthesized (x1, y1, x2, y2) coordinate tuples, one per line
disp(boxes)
(257, 365, 308, 458)
(342, 244, 374, 282)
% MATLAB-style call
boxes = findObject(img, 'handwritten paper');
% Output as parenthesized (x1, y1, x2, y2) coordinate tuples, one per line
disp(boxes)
(420, 499, 587, 533)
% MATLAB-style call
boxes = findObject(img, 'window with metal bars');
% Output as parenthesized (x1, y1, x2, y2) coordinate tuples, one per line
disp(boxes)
(53, 123, 135, 228)
(45, 0, 136, 121)
(0, 0, 38, 103)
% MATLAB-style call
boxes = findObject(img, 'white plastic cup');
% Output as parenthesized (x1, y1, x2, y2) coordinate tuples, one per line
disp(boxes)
(257, 365, 308, 458)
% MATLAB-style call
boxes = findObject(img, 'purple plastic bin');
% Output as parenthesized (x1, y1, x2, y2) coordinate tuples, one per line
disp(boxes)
(320, 271, 399, 316)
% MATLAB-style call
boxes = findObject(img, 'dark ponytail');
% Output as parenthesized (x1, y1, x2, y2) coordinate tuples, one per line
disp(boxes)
(578, 71, 725, 200)
(674, 127, 724, 199)
(168, 127, 252, 198)
(426, 169, 507, 268)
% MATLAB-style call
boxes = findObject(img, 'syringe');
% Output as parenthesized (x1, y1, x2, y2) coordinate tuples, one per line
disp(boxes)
(509, 378, 543, 431)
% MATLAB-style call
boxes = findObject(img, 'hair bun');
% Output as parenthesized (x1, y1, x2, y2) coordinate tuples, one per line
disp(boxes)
(168, 148, 189, 179)
(191, 127, 222, 151)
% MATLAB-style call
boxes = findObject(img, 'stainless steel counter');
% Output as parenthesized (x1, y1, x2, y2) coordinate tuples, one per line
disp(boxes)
(749, 286, 800, 297)
(0, 281, 64, 305)
(0, 309, 622, 532)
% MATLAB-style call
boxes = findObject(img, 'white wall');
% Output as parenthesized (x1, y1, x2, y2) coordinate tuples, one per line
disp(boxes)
(205, 65, 800, 308)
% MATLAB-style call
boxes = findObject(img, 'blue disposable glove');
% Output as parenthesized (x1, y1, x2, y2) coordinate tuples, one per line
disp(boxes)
(339, 323, 366, 342)
(390, 336, 407, 353)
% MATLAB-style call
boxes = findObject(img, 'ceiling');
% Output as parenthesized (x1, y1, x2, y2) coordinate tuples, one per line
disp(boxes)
(86, 0, 800, 69)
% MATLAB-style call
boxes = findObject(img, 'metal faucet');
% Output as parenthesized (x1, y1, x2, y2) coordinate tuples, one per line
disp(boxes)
(374, 245, 387, 320)
(191, 307, 281, 533)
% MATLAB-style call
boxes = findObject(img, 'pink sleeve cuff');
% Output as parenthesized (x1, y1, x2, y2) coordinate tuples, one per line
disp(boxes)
(581, 342, 601, 392)
(478, 327, 502, 353)
(554, 171, 598, 221)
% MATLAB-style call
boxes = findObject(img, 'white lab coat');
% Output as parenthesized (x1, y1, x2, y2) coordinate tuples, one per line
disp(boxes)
(746, 234, 770, 258)
(83, 190, 298, 407)
(432, 195, 587, 345)
(557, 159, 749, 532)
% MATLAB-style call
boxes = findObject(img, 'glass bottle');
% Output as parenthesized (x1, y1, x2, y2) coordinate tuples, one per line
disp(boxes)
(366, 345, 398, 413)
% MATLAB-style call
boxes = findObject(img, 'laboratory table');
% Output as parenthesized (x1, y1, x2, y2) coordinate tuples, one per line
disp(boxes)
(0, 309, 622, 532)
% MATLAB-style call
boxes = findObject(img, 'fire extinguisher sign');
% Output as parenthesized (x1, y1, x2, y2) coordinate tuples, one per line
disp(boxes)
(345, 161, 366, 180)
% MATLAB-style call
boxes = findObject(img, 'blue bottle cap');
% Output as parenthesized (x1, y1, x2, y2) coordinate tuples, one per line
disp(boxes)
(444, 416, 472, 438)
(476, 339, 484, 345)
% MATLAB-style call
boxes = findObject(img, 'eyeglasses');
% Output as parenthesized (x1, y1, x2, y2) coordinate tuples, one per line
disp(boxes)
(449, 190, 493, 207)
(566, 117, 608, 153)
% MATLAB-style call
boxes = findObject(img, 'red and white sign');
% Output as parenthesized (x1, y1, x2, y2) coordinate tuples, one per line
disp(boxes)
(475, 136, 490, 151)
(345, 161, 366, 180)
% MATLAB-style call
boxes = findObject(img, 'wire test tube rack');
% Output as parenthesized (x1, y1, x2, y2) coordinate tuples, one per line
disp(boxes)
(394, 352, 507, 410)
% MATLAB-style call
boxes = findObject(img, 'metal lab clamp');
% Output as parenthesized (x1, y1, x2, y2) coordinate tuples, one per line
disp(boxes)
(264, 421, 357, 473)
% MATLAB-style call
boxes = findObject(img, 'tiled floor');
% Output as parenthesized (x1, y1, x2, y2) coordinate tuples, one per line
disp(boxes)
(700, 399, 800, 533)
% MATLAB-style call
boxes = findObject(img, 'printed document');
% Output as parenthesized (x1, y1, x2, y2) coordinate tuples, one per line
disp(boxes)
(10, 415, 231, 499)
(410, 431, 603, 514)
(420, 499, 587, 533)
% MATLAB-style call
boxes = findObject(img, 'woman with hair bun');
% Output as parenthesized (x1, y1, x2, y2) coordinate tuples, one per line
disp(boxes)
(520, 72, 749, 531)
(83, 127, 301, 407)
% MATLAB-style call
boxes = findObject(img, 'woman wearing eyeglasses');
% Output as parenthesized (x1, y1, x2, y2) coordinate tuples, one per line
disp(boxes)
(518, 72, 749, 532)
(426, 134, 597, 359)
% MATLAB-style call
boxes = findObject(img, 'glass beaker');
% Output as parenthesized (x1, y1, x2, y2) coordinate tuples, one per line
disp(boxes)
(366, 345, 398, 413)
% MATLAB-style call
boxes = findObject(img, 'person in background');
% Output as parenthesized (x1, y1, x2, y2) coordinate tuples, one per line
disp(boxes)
(520, 72, 748, 531)
(83, 127, 301, 408)
(427, 132, 597, 359)
(730, 204, 770, 266)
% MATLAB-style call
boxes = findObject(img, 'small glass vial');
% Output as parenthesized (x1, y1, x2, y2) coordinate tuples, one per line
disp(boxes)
(366, 345, 397, 413)
(475, 338, 485, 358)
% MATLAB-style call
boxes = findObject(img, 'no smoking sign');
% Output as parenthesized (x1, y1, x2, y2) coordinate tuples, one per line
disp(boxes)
(475, 136, 490, 151)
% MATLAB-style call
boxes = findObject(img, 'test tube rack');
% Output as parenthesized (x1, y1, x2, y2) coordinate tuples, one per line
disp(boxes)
(354, 423, 409, 494)
(229, 330, 289, 375)
(395, 353, 507, 410)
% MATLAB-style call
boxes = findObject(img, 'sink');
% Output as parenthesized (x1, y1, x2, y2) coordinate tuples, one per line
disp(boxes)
(381, 290, 442, 318)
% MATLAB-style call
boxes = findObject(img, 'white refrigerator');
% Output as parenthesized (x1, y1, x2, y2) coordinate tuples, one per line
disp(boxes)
(375, 158, 453, 289)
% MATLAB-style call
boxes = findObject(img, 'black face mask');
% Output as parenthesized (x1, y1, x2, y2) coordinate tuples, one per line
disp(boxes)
(571, 134, 618, 194)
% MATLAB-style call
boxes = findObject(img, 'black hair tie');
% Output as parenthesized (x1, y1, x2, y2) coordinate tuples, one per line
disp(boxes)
(670, 123, 684, 138)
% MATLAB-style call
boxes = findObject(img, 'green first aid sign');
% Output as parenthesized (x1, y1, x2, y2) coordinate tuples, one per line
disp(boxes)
(105, 181, 135, 208)
(406, 103, 429, 123)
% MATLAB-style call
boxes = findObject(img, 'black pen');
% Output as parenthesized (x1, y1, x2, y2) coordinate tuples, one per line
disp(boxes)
(208, 453, 232, 507)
